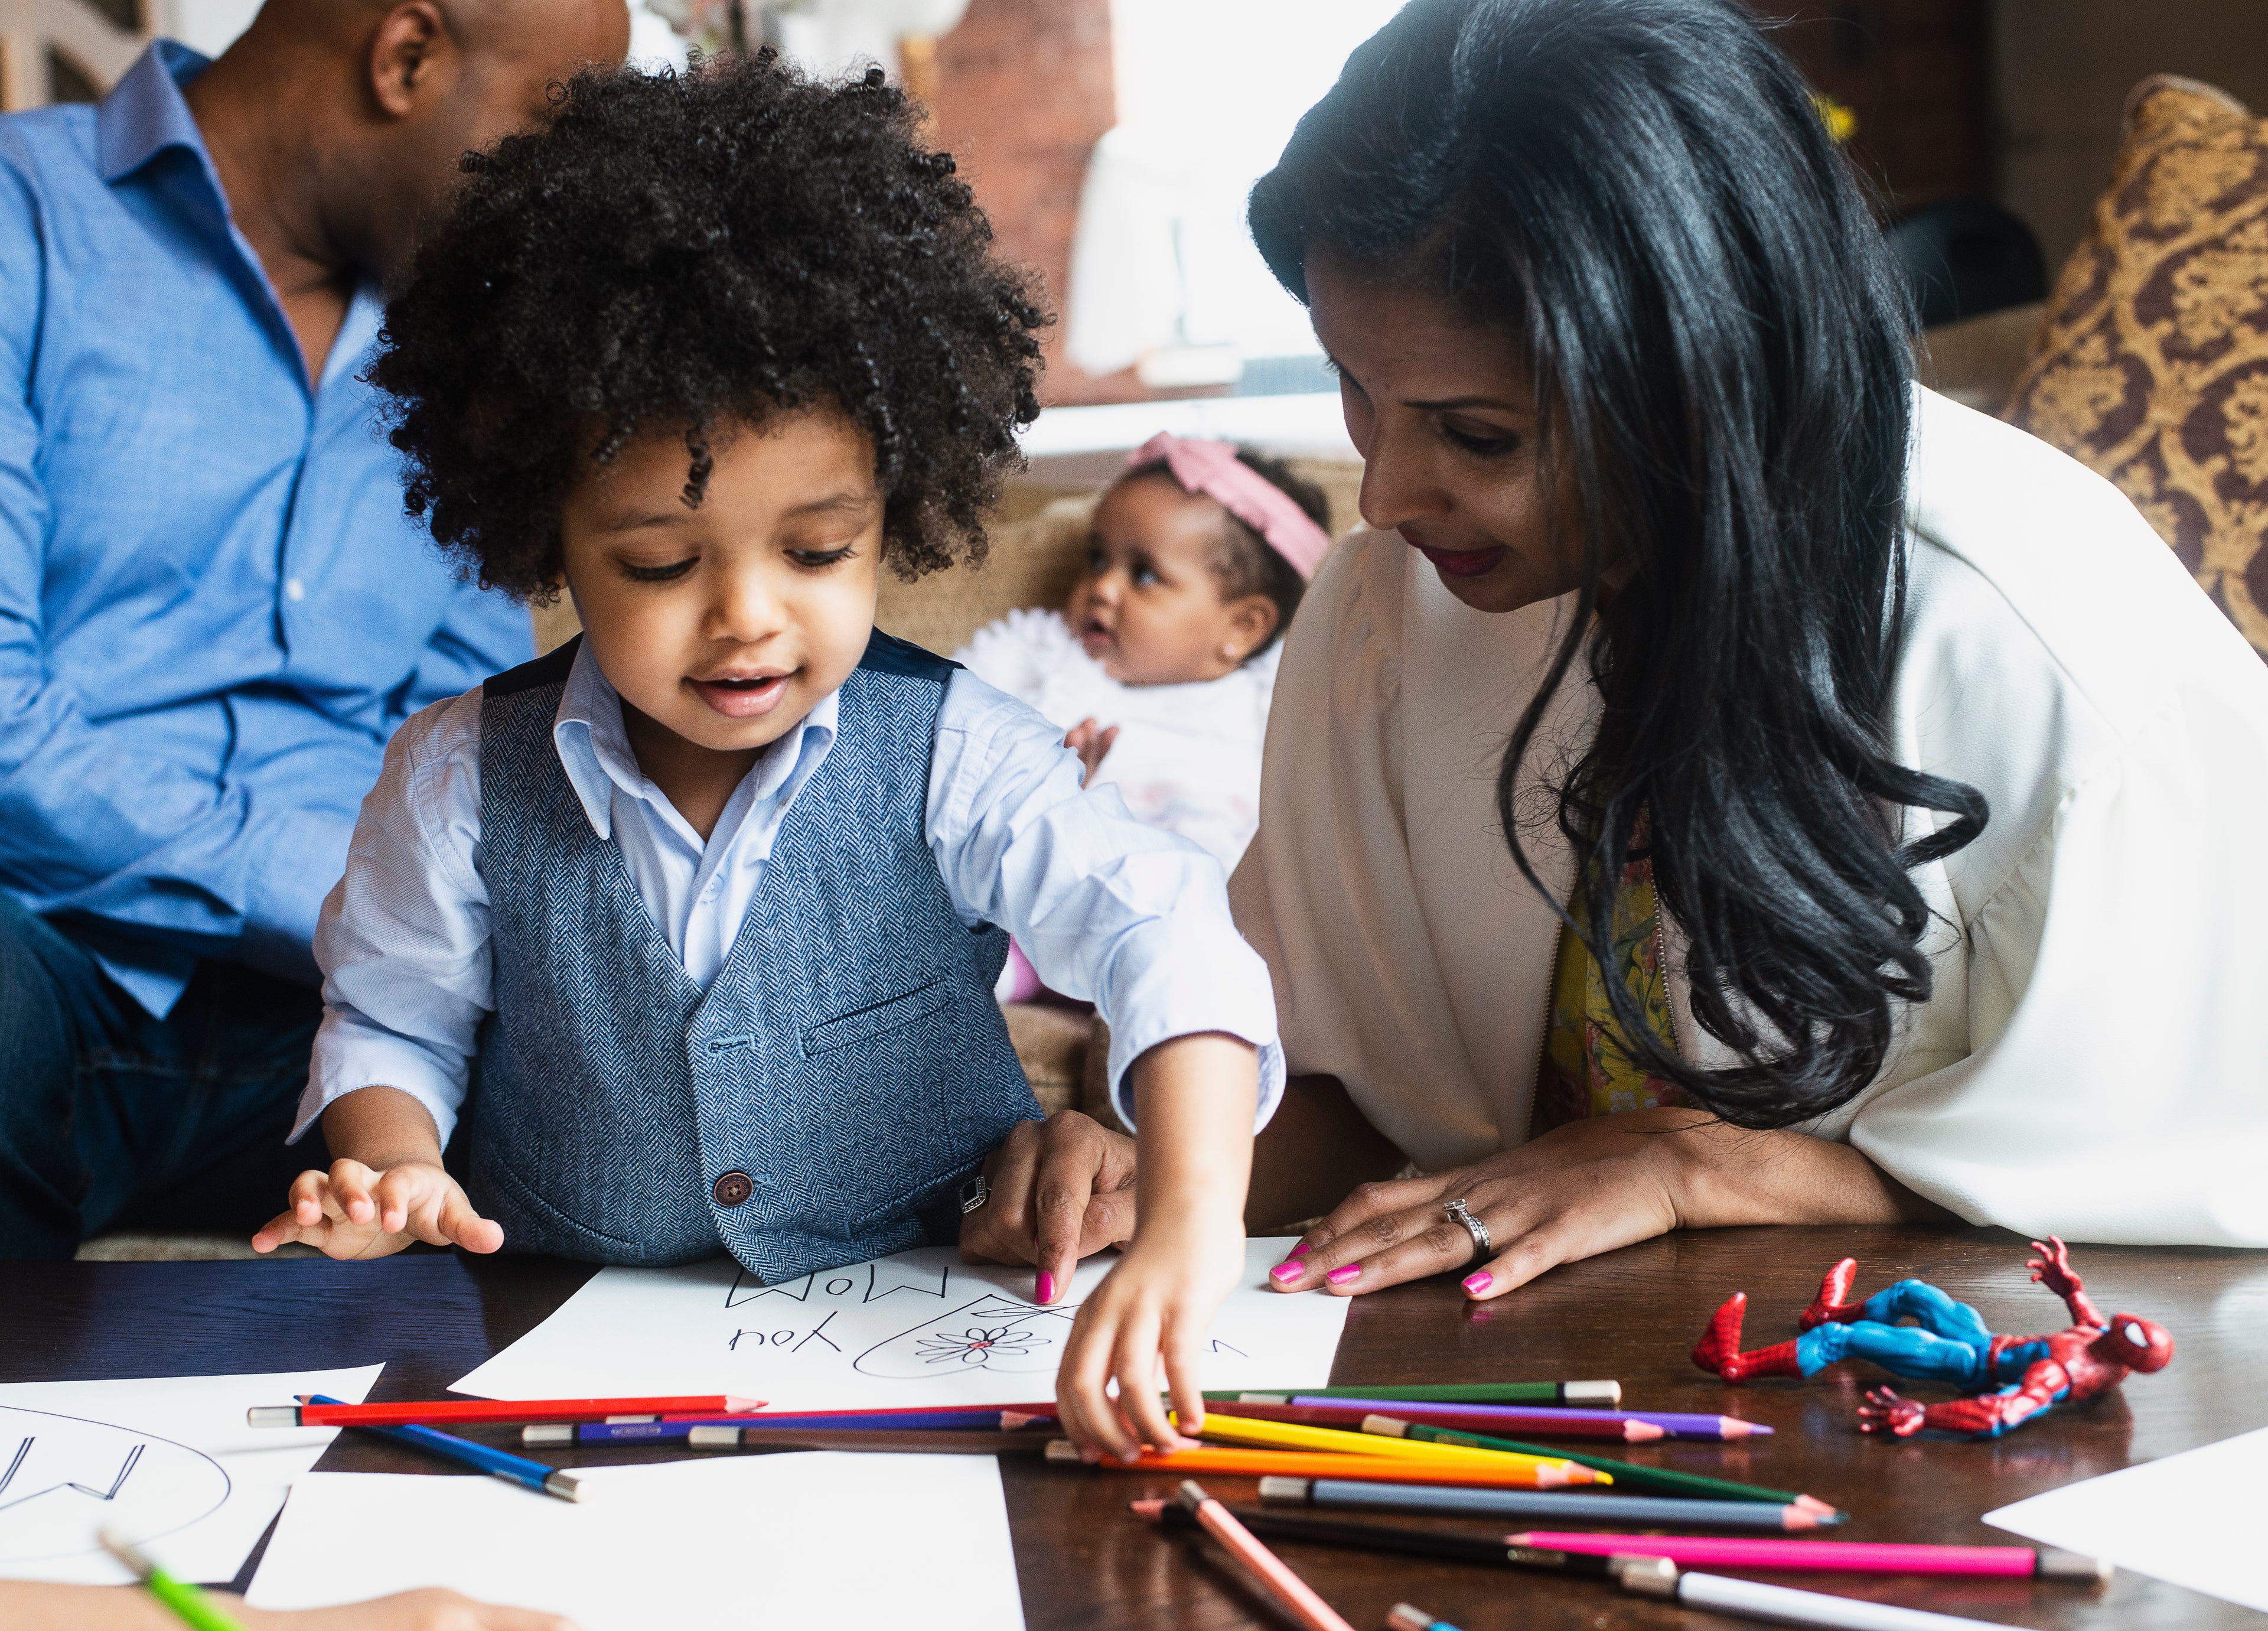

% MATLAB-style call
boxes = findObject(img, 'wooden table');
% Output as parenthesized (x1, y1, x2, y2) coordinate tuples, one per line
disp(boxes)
(6, 1225, 2262, 1628)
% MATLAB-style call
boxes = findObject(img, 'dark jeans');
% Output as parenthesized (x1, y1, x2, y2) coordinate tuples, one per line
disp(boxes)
(0, 894, 328, 1258)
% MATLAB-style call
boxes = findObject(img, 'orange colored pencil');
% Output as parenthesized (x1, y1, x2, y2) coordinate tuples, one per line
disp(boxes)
(1043, 1440, 1607, 1488)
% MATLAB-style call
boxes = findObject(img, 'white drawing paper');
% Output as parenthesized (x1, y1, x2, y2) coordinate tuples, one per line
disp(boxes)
(0, 1365, 383, 1586)
(452, 1237, 1348, 1409)
(1984, 1425, 2268, 1613)
(247, 1452, 1025, 1629)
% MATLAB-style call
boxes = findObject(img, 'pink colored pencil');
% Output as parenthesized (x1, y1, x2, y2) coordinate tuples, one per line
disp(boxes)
(1508, 1533, 2110, 1580)
(1175, 1481, 1358, 1631)
(657, 1400, 1054, 1422)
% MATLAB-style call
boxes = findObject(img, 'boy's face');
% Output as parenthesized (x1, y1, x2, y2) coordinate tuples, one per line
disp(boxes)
(559, 411, 884, 762)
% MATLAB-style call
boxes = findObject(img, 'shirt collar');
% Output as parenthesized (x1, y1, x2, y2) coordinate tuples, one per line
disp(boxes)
(96, 41, 214, 185)
(549, 639, 841, 842)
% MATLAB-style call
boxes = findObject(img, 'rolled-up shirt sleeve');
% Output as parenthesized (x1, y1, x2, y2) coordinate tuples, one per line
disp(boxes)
(294, 688, 492, 1147)
(927, 671, 1284, 1129)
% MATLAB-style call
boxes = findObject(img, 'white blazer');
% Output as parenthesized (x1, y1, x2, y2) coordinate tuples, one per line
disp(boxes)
(1231, 388, 2268, 1247)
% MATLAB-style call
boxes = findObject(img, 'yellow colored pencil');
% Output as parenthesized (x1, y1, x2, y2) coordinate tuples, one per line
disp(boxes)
(1184, 1411, 1589, 1480)
(1044, 1440, 1607, 1487)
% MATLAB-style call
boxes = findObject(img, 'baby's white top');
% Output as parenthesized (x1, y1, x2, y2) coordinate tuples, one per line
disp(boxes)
(1233, 386, 2268, 1247)
(955, 607, 1279, 874)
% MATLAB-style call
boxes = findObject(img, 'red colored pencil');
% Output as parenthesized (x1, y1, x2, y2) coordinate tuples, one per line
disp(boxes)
(246, 1394, 767, 1428)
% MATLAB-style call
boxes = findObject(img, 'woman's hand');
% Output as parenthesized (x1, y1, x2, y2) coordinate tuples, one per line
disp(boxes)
(1264, 1109, 1933, 1300)
(959, 1111, 1139, 1303)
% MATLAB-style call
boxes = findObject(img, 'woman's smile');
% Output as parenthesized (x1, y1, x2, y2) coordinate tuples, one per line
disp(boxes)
(1413, 541, 1509, 580)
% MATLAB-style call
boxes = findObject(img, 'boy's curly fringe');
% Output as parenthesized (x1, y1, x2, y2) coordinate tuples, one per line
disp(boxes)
(370, 52, 1049, 601)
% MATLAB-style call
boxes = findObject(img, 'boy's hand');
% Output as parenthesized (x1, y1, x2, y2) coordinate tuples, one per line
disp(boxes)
(959, 1112, 1138, 1303)
(251, 1160, 503, 1261)
(235, 1587, 578, 1630)
(1063, 718, 1119, 786)
(1051, 1209, 1246, 1463)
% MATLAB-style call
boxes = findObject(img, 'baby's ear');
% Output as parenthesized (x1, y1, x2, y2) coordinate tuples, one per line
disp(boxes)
(1228, 594, 1279, 650)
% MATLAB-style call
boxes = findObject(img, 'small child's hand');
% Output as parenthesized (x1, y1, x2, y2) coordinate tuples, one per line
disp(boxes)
(1063, 718, 1119, 786)
(250, 1160, 504, 1261)
(1052, 1209, 1246, 1463)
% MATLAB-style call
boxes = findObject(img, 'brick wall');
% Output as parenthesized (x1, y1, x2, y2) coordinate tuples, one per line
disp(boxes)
(924, 0, 1155, 406)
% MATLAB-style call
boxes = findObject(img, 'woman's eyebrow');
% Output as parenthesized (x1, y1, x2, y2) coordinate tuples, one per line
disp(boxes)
(1402, 393, 1526, 413)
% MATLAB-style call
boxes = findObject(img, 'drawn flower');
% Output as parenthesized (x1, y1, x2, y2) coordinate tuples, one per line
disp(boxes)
(914, 1324, 1055, 1366)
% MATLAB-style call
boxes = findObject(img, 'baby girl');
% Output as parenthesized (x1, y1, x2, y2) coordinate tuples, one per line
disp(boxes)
(957, 434, 1333, 999)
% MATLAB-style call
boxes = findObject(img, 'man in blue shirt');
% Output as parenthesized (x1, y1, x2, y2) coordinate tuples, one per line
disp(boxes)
(0, 0, 628, 1257)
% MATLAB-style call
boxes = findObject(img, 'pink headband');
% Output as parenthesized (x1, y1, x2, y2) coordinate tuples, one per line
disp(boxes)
(1126, 432, 1333, 581)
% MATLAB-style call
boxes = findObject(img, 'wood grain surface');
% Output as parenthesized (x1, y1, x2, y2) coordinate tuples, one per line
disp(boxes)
(4, 1225, 2261, 1628)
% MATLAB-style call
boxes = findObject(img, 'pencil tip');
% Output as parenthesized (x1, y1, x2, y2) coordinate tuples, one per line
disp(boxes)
(1625, 1421, 1666, 1441)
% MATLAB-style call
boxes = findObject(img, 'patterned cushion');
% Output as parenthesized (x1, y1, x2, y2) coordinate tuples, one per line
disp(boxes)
(2005, 75, 2268, 660)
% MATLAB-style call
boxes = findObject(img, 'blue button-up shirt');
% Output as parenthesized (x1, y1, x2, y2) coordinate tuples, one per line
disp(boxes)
(0, 44, 532, 1015)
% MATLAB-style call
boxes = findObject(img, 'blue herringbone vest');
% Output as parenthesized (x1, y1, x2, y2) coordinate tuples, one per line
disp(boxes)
(460, 631, 1041, 1281)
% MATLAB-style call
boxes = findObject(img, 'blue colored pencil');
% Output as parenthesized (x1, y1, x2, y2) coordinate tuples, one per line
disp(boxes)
(1286, 1396, 1770, 1438)
(307, 1394, 584, 1501)
(522, 1406, 1055, 1446)
(1387, 1607, 1466, 1631)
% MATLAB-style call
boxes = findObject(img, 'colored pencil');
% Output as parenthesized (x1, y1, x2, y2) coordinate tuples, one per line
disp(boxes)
(247, 1393, 764, 1428)
(1134, 1497, 1622, 1578)
(685, 1425, 1058, 1454)
(1214, 1399, 1668, 1443)
(1218, 1380, 1621, 1407)
(525, 1407, 1054, 1445)
(306, 1395, 584, 1500)
(1510, 1533, 2110, 1580)
(1044, 1440, 1606, 1489)
(1387, 1605, 1468, 1631)
(1368, 1416, 1832, 1510)
(1187, 1411, 1592, 1482)
(1616, 1558, 2019, 1630)
(1171, 1481, 1358, 1631)
(1259, 1475, 1844, 1531)
(1291, 1396, 1767, 1439)
(99, 1529, 249, 1631)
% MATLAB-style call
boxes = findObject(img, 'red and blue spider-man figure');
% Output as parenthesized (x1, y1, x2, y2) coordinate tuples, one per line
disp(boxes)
(1690, 1238, 2173, 1438)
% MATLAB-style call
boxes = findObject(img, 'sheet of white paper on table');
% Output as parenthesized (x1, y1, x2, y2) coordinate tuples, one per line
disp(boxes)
(0, 1365, 383, 1586)
(247, 1453, 1026, 1629)
(451, 1237, 1347, 1409)
(1984, 1425, 2268, 1613)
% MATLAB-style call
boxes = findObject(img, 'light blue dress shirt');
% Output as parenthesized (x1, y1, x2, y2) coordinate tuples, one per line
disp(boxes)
(0, 44, 532, 1016)
(300, 642, 1285, 1146)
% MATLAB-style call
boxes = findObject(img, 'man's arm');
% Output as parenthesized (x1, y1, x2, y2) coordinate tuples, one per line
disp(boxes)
(0, 163, 349, 964)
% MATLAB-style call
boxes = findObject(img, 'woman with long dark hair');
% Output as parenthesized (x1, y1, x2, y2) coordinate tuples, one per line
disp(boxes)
(974, 2, 2264, 1445)
(1224, 0, 2268, 1300)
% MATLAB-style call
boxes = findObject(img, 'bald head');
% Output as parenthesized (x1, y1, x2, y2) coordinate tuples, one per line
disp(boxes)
(192, 0, 630, 284)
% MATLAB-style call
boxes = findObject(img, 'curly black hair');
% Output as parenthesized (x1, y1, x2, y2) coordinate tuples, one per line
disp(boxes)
(369, 51, 1048, 601)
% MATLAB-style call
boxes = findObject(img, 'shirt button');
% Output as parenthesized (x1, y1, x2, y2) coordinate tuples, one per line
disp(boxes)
(284, 578, 307, 602)
(712, 1171, 753, 1208)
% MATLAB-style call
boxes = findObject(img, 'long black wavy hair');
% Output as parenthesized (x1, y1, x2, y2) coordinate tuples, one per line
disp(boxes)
(1249, 0, 1988, 1129)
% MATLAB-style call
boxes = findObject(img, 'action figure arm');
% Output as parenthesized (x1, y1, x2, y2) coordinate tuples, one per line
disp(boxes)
(2028, 1238, 2105, 1329)
(1858, 1360, 2071, 1440)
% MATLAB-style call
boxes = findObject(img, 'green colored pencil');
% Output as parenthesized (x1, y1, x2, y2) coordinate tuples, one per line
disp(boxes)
(99, 1529, 249, 1631)
(1372, 1418, 1837, 1513)
(1208, 1379, 1621, 1407)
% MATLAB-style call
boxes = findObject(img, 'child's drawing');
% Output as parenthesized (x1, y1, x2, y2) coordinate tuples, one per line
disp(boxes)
(855, 1295, 1080, 1379)
(0, 1407, 230, 1566)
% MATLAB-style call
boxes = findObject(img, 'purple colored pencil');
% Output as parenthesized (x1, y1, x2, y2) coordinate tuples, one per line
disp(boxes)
(1286, 1397, 1771, 1440)
(523, 1406, 1056, 1446)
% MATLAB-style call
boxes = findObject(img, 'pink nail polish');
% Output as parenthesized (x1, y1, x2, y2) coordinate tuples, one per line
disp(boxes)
(1327, 1263, 1361, 1285)
(1035, 1271, 1055, 1304)
(1287, 1241, 1311, 1259)
(1462, 1271, 1493, 1295)
(1269, 1262, 1303, 1285)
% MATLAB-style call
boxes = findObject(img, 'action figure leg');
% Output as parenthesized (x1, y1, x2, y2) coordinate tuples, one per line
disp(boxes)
(1854, 1280, 1996, 1348)
(1692, 1294, 1823, 1381)
(1827, 1320, 1992, 1387)
(1798, 1258, 1863, 1329)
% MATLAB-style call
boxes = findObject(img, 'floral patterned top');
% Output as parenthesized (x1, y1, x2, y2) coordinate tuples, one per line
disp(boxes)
(1537, 822, 1685, 1128)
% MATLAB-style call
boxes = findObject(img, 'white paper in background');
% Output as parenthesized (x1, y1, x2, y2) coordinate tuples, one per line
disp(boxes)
(452, 1237, 1347, 1409)
(248, 1453, 1025, 1629)
(1984, 1425, 2268, 1613)
(0, 1365, 383, 1586)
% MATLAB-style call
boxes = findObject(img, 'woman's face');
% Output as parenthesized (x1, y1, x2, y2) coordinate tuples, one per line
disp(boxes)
(1307, 246, 1588, 615)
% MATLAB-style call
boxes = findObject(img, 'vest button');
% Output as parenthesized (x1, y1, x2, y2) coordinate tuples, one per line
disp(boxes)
(712, 1171, 753, 1208)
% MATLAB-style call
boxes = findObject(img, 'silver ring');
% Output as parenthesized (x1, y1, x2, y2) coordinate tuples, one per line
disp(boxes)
(957, 1173, 990, 1215)
(1443, 1197, 1491, 1266)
